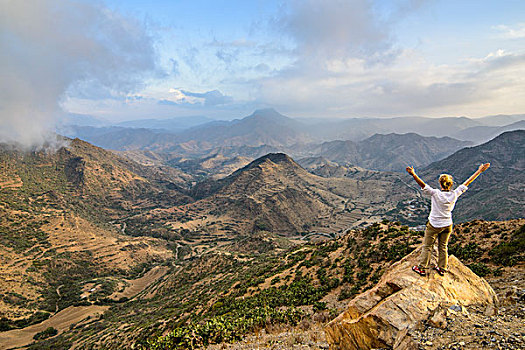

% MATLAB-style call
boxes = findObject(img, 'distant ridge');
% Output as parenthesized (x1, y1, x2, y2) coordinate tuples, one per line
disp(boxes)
(301, 133, 470, 172)
(116, 115, 213, 131)
(63, 109, 494, 153)
(422, 130, 525, 221)
(451, 120, 525, 144)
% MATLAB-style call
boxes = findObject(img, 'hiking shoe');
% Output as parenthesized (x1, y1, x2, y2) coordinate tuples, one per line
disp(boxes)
(434, 266, 446, 276)
(412, 265, 426, 276)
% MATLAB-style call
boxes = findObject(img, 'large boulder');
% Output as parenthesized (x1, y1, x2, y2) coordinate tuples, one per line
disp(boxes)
(325, 247, 498, 350)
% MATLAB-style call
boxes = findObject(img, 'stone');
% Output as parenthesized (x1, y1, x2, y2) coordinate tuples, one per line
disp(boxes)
(324, 247, 498, 350)
(449, 304, 462, 312)
(428, 307, 447, 329)
(484, 304, 498, 316)
(447, 304, 468, 317)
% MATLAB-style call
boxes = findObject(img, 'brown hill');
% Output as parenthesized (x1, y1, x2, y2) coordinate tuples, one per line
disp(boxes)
(0, 138, 188, 321)
(51, 219, 523, 350)
(187, 153, 421, 236)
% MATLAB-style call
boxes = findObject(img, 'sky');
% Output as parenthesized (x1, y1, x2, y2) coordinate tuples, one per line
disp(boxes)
(1, 0, 525, 145)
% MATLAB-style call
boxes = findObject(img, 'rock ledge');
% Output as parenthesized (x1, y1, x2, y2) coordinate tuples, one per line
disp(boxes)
(325, 247, 498, 350)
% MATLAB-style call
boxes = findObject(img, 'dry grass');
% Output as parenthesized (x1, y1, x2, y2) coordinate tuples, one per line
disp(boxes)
(0, 176, 23, 189)
(110, 266, 168, 300)
(0, 213, 173, 318)
(0, 305, 109, 349)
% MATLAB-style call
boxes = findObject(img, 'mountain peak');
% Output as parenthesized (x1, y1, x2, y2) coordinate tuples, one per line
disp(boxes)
(246, 108, 291, 122)
(251, 107, 280, 115)
(240, 152, 302, 173)
(256, 152, 294, 164)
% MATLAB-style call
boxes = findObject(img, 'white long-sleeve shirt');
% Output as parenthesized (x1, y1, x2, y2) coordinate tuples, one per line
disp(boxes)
(421, 184, 468, 228)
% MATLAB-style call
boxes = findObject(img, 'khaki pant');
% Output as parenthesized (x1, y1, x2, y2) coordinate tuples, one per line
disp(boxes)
(418, 222, 453, 271)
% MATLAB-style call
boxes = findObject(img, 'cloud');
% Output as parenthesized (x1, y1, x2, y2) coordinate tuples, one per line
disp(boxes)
(163, 89, 233, 107)
(493, 23, 525, 39)
(245, 0, 525, 117)
(255, 45, 525, 117)
(0, 0, 158, 148)
(216, 49, 239, 64)
(277, 0, 398, 65)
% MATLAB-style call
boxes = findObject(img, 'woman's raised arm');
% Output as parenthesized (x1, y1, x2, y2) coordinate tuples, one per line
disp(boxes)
(406, 166, 426, 189)
(463, 163, 490, 187)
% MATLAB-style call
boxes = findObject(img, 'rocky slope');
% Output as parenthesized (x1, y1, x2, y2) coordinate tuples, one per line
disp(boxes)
(5, 216, 522, 349)
(296, 133, 470, 172)
(325, 247, 498, 349)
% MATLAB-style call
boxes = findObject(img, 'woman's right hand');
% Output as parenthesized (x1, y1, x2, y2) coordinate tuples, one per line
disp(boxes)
(406, 166, 415, 175)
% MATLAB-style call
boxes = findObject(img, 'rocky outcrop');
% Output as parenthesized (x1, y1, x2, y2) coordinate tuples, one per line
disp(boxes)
(325, 247, 498, 350)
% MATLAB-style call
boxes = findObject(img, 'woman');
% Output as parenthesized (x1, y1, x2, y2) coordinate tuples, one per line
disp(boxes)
(406, 163, 490, 276)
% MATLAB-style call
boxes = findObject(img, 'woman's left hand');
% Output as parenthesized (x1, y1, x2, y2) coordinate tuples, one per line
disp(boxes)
(479, 163, 490, 172)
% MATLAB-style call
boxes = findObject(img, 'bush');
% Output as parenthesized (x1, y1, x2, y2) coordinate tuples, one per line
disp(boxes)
(0, 318, 11, 331)
(468, 263, 491, 277)
(449, 242, 484, 261)
(489, 225, 525, 266)
(313, 301, 327, 312)
(33, 327, 58, 340)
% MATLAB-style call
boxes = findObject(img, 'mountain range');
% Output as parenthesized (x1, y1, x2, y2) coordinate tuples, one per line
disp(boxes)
(0, 127, 524, 348)
(63, 109, 525, 152)
(61, 109, 524, 177)
(295, 133, 471, 172)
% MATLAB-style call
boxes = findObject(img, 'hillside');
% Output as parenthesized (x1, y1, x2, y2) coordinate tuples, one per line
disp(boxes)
(0, 138, 190, 322)
(66, 126, 182, 152)
(421, 130, 525, 222)
(115, 132, 470, 184)
(18, 218, 523, 349)
(176, 109, 310, 148)
(1, 134, 523, 349)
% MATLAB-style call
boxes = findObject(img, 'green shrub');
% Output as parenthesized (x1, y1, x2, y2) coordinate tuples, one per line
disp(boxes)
(489, 225, 525, 266)
(468, 263, 491, 277)
(33, 327, 58, 340)
(313, 301, 327, 312)
(338, 285, 361, 301)
(449, 242, 484, 261)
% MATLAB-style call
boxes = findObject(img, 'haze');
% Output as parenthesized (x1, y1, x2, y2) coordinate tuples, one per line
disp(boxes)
(1, 0, 525, 147)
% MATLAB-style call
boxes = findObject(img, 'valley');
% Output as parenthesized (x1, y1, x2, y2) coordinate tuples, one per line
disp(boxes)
(0, 129, 523, 349)
(4, 0, 525, 347)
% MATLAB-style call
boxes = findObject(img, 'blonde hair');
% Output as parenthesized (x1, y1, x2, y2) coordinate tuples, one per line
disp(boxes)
(439, 174, 454, 191)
